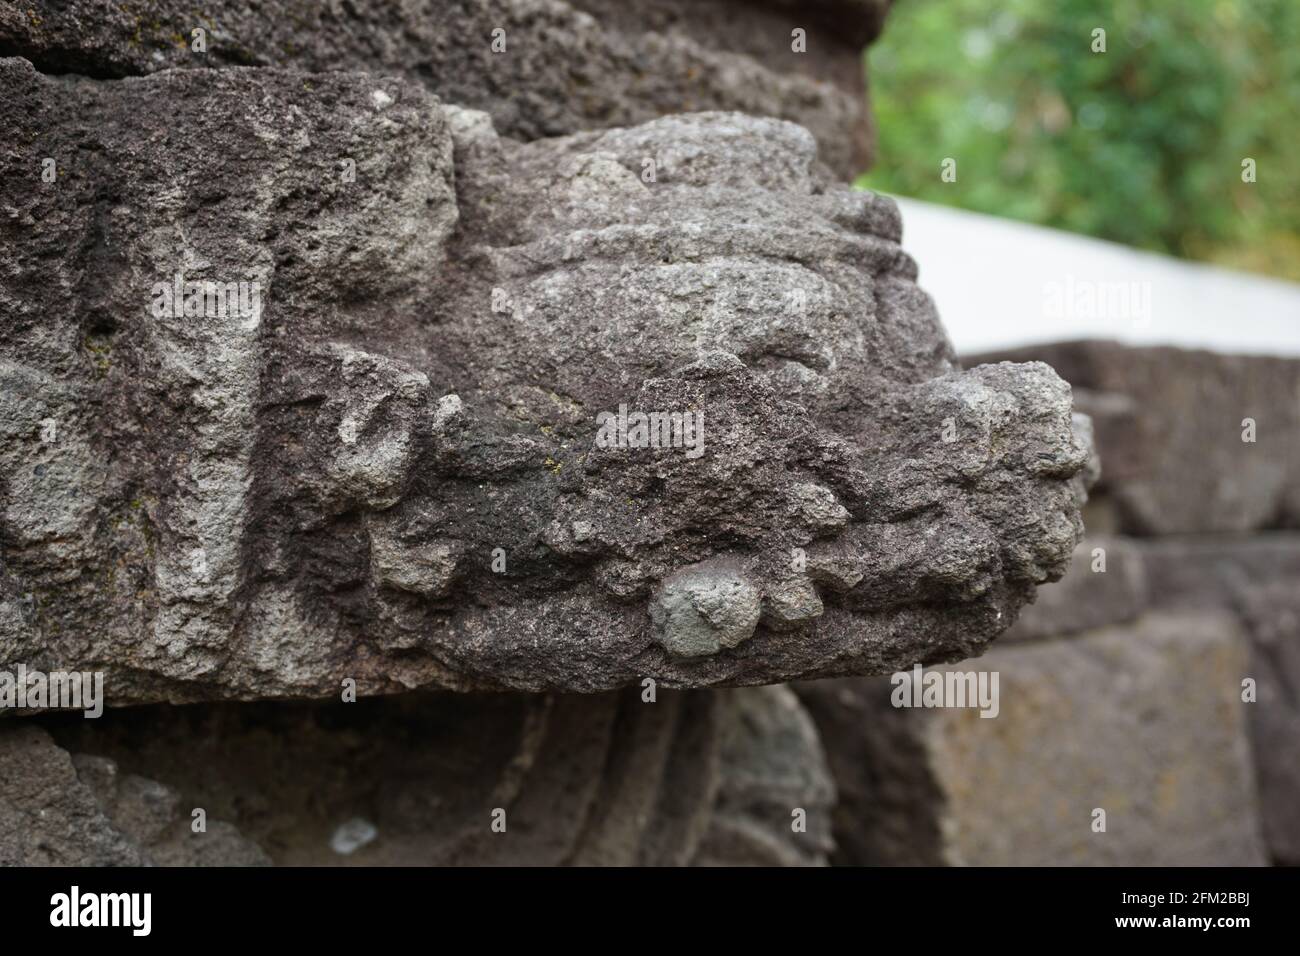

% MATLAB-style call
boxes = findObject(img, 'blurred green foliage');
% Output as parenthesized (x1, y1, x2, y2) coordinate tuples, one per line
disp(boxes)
(859, 0, 1300, 280)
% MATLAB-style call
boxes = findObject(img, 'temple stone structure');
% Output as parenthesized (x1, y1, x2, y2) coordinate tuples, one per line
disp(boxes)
(0, 6, 1092, 706)
(4, 1, 1282, 867)
(800, 343, 1297, 866)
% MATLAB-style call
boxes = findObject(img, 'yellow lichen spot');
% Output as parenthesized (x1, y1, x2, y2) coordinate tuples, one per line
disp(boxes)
(84, 336, 112, 376)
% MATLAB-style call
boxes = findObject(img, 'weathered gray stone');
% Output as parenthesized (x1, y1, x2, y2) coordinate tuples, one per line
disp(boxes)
(0, 723, 267, 865)
(795, 675, 943, 866)
(1234, 579, 1300, 865)
(1138, 533, 1300, 865)
(1, 60, 1094, 703)
(0, 724, 142, 865)
(1139, 534, 1300, 611)
(13, 0, 1279, 874)
(650, 559, 763, 658)
(0, 0, 886, 177)
(971, 341, 1300, 534)
(35, 685, 829, 866)
(696, 685, 835, 865)
(953, 530, 1300, 864)
(798, 612, 1268, 866)
(1002, 535, 1148, 642)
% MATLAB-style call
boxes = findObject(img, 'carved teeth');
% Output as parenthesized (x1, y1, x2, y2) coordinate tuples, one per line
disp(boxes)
(761, 574, 825, 630)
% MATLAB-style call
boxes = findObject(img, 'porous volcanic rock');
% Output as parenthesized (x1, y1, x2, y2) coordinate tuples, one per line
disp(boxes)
(1, 59, 1094, 704)
(971, 340, 1300, 535)
(0, 0, 887, 177)
(0, 722, 268, 865)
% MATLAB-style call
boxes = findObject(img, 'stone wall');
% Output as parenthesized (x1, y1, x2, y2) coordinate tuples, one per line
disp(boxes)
(1, 0, 920, 865)
(4, 0, 1279, 868)
(800, 342, 1298, 865)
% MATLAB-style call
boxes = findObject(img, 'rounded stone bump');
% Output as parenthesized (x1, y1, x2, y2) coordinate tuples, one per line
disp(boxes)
(648, 559, 762, 658)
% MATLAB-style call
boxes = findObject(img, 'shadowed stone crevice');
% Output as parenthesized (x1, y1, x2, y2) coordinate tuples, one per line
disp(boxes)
(15, 686, 832, 866)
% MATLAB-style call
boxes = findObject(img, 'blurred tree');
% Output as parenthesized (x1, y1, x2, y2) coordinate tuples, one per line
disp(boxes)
(860, 0, 1300, 280)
